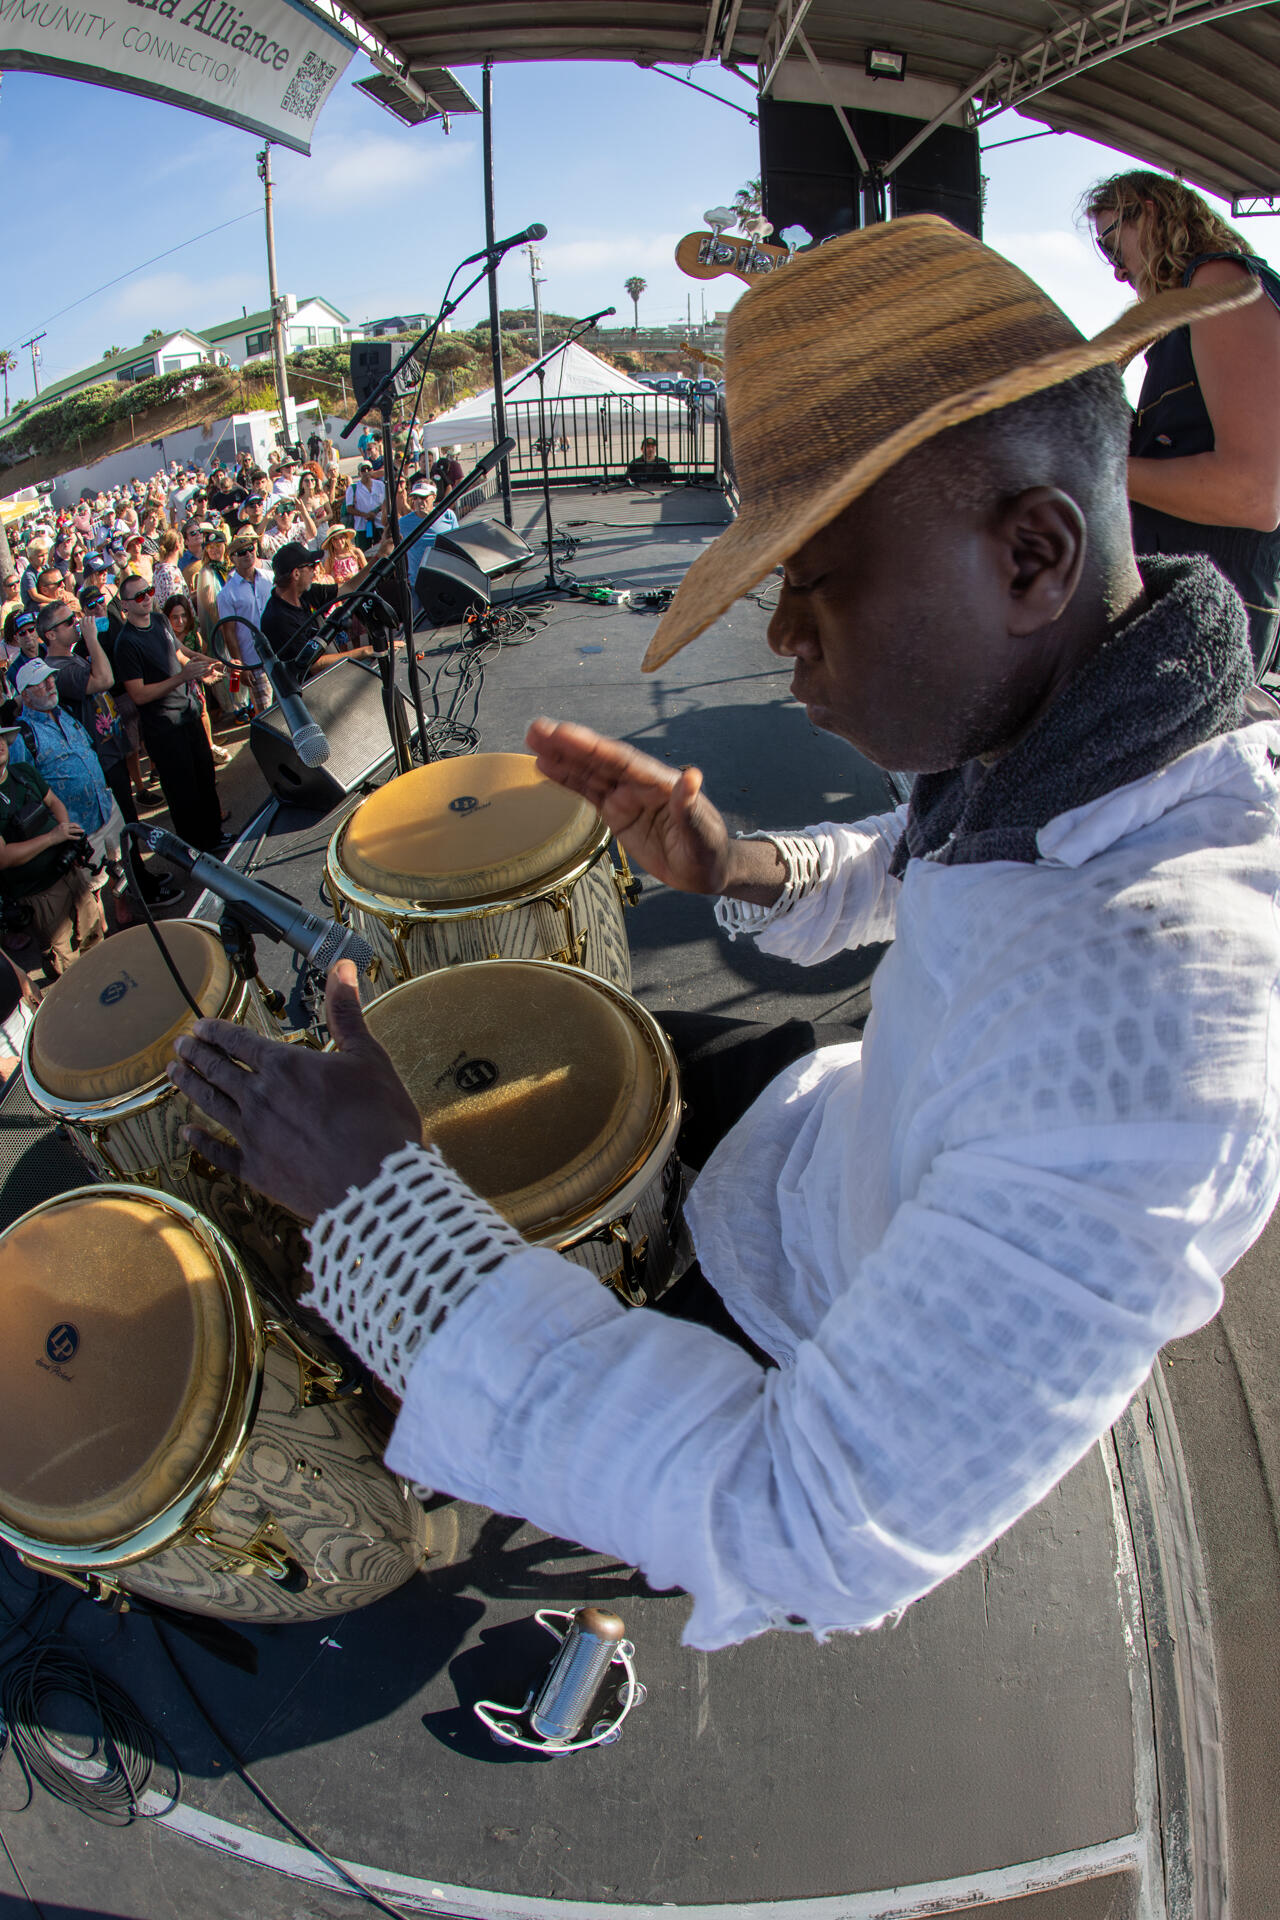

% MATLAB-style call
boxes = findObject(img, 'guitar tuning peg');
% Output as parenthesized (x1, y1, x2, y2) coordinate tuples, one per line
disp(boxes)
(704, 205, 735, 234)
(779, 224, 811, 255)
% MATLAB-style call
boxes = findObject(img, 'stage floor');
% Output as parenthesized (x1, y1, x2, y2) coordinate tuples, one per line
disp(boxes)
(1, 484, 1278, 1919)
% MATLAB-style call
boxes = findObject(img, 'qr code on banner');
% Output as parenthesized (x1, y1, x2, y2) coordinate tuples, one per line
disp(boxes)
(280, 50, 337, 119)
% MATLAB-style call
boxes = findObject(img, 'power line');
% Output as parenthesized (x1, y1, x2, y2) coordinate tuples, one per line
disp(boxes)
(2, 208, 261, 358)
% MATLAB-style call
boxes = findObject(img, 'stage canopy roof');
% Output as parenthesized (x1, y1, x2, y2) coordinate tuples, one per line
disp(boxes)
(343, 1, 1280, 209)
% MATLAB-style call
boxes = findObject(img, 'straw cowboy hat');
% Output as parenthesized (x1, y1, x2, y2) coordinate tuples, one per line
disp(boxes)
(643, 214, 1261, 671)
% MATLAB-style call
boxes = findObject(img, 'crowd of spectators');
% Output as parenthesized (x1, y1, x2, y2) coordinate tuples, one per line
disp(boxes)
(0, 434, 461, 1028)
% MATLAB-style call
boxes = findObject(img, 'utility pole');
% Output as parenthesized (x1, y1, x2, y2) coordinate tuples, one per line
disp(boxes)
(22, 332, 45, 397)
(524, 243, 545, 357)
(256, 145, 294, 452)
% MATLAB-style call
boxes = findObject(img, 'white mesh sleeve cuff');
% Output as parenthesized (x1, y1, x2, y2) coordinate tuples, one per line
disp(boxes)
(714, 831, 824, 942)
(302, 1141, 527, 1399)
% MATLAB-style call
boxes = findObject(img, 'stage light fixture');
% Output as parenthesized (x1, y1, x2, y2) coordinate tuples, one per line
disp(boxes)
(865, 47, 906, 80)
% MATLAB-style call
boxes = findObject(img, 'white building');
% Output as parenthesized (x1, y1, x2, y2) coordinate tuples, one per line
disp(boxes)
(32, 330, 218, 407)
(198, 297, 360, 367)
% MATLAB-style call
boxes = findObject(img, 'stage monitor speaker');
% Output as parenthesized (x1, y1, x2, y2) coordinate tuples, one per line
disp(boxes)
(759, 100, 981, 242)
(250, 659, 407, 812)
(434, 521, 533, 579)
(415, 550, 491, 625)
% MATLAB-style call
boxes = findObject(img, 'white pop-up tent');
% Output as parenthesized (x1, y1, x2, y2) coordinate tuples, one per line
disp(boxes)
(422, 341, 672, 448)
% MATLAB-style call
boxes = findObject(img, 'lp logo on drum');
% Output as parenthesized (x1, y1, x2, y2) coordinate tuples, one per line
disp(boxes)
(448, 795, 489, 817)
(455, 1058, 498, 1094)
(99, 969, 139, 1008)
(40, 1323, 80, 1380)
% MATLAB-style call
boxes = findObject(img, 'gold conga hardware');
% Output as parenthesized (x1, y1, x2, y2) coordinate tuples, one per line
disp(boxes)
(551, 929, 590, 968)
(19, 1557, 126, 1606)
(600, 1220, 650, 1309)
(264, 1318, 348, 1406)
(614, 845, 642, 909)
(191, 1515, 296, 1583)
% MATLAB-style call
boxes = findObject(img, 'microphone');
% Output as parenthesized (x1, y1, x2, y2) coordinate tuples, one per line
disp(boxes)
(463, 223, 547, 265)
(224, 615, 330, 767)
(579, 307, 616, 327)
(129, 826, 376, 974)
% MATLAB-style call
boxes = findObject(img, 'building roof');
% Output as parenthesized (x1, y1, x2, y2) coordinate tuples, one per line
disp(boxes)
(31, 330, 212, 408)
(339, 1, 1280, 206)
(198, 296, 353, 341)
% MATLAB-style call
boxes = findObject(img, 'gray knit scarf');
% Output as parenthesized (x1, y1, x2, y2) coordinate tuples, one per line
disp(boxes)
(889, 555, 1252, 875)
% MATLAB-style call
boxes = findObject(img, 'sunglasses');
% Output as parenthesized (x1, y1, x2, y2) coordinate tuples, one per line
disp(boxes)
(125, 587, 155, 604)
(1093, 215, 1123, 264)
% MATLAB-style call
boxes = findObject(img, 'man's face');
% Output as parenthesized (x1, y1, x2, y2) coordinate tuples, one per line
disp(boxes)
(766, 471, 1062, 774)
(16, 628, 40, 658)
(642, 441, 658, 458)
(243, 500, 264, 524)
(22, 673, 58, 713)
(120, 580, 155, 626)
(41, 608, 80, 654)
(186, 529, 204, 557)
(285, 562, 315, 594)
(232, 546, 257, 578)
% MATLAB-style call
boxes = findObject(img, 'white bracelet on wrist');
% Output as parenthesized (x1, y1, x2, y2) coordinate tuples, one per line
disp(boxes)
(714, 831, 823, 941)
(302, 1141, 527, 1399)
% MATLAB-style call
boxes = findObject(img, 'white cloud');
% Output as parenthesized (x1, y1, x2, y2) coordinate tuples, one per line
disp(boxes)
(103, 269, 259, 332)
(301, 133, 474, 210)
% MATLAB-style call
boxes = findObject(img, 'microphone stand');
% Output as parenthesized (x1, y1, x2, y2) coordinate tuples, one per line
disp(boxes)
(283, 442, 515, 764)
(501, 312, 612, 597)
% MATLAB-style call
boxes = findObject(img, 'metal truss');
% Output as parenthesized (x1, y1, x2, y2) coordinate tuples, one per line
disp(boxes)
(877, 0, 1275, 184)
(1232, 194, 1280, 216)
(970, 0, 1278, 121)
(308, 0, 428, 104)
(758, 0, 816, 95)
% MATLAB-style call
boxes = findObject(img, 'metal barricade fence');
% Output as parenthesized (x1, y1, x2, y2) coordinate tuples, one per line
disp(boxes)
(496, 392, 720, 486)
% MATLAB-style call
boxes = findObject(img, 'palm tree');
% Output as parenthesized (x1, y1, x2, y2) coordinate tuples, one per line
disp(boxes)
(624, 277, 647, 332)
(0, 350, 15, 418)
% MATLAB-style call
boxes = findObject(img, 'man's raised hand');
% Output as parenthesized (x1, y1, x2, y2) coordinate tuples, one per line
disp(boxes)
(526, 716, 732, 896)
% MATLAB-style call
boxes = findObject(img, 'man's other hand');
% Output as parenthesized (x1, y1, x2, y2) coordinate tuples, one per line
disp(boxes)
(526, 716, 732, 896)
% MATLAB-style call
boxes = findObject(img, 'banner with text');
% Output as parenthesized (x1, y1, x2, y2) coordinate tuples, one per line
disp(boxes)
(0, 0, 354, 152)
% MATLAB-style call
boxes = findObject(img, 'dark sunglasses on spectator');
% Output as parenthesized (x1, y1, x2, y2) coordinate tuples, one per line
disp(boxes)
(125, 587, 155, 603)
(48, 614, 78, 630)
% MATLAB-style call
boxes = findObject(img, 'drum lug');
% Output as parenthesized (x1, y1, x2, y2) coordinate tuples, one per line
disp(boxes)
(614, 844, 642, 908)
(551, 929, 590, 968)
(264, 1317, 349, 1406)
(601, 1220, 650, 1309)
(191, 1514, 301, 1585)
(18, 1556, 127, 1607)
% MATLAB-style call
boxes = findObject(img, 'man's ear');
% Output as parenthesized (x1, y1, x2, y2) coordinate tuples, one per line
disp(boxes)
(997, 487, 1087, 634)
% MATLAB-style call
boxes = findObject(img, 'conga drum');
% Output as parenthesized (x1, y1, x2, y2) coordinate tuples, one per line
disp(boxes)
(21, 921, 306, 1304)
(324, 754, 635, 997)
(0, 1187, 430, 1621)
(355, 960, 686, 1307)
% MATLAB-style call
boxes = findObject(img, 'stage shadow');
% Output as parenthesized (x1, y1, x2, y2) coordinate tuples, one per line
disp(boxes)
(422, 1613, 561, 1765)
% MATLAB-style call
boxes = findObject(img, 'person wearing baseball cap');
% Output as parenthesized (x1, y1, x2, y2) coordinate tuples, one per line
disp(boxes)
(394, 473, 458, 618)
(174, 216, 1280, 1654)
(0, 671, 105, 975)
(260, 540, 375, 676)
(346, 460, 385, 552)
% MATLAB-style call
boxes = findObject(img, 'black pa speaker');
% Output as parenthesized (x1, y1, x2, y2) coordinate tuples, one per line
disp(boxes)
(434, 521, 532, 579)
(415, 550, 491, 624)
(759, 99, 982, 242)
(350, 340, 421, 408)
(250, 659, 408, 812)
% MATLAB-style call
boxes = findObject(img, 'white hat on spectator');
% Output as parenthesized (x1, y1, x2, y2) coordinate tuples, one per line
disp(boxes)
(15, 659, 56, 693)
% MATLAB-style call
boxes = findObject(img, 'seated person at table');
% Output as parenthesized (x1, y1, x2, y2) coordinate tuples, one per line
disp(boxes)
(172, 220, 1280, 1652)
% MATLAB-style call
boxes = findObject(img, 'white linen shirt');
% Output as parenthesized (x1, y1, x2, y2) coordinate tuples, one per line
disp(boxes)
(380, 722, 1280, 1649)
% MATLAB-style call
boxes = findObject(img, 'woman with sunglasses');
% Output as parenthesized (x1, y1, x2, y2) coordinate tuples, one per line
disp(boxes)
(1085, 170, 1280, 673)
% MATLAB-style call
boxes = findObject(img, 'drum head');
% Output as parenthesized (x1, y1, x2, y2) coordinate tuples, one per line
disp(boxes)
(0, 1194, 234, 1549)
(26, 922, 233, 1103)
(364, 962, 663, 1234)
(340, 754, 600, 903)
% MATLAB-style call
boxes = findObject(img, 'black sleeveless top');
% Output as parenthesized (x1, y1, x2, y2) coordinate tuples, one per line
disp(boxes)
(1130, 250, 1280, 668)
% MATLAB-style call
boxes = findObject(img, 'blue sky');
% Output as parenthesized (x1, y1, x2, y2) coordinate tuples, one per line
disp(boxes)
(2, 50, 1278, 403)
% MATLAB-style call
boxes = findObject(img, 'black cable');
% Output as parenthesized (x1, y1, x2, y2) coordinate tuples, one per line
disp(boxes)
(1, 1639, 180, 1827)
(0, 1823, 46, 1918)
(152, 1622, 410, 1920)
(120, 838, 204, 1020)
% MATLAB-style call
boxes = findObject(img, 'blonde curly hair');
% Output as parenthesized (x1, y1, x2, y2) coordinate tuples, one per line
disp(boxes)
(1081, 171, 1249, 295)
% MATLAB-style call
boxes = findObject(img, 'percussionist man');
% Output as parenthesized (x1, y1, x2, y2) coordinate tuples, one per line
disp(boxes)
(170, 221, 1280, 1649)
